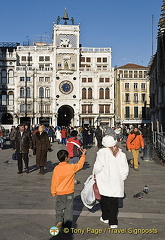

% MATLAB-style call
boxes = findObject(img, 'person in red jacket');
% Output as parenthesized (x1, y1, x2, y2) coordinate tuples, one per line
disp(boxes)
(60, 127, 67, 145)
(126, 127, 144, 171)
(66, 130, 82, 163)
(66, 130, 83, 184)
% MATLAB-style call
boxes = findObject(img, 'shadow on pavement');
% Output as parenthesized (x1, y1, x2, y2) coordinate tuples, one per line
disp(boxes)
(45, 161, 58, 173)
(28, 161, 58, 174)
(49, 224, 78, 240)
(49, 231, 74, 240)
(82, 161, 90, 170)
(73, 195, 84, 223)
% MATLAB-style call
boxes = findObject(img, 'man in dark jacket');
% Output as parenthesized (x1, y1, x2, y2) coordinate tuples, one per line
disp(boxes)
(82, 126, 89, 148)
(95, 126, 103, 148)
(15, 124, 32, 174)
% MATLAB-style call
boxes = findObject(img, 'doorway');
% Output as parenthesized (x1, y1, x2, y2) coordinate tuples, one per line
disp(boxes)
(57, 105, 74, 126)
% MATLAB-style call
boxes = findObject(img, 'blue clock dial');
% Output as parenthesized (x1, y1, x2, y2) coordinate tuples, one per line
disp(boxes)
(59, 80, 73, 94)
(62, 83, 71, 92)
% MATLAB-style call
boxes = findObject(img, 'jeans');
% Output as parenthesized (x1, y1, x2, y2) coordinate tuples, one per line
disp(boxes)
(61, 138, 66, 145)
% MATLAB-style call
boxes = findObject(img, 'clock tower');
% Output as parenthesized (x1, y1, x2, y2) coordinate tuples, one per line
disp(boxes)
(52, 9, 80, 126)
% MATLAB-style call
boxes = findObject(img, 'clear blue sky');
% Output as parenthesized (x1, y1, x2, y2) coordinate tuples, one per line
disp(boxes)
(0, 0, 163, 67)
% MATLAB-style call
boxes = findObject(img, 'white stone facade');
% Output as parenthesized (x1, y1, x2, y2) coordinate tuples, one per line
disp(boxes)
(0, 23, 114, 128)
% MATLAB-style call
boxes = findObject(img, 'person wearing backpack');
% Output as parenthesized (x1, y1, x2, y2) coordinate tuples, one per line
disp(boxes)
(126, 127, 144, 171)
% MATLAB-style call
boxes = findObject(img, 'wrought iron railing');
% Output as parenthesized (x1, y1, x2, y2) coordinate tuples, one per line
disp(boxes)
(152, 132, 165, 163)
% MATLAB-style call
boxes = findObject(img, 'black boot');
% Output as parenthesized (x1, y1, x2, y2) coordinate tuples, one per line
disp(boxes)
(40, 166, 44, 175)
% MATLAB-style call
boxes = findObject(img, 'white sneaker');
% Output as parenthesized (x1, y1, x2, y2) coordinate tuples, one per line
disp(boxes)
(110, 225, 118, 228)
(100, 217, 108, 224)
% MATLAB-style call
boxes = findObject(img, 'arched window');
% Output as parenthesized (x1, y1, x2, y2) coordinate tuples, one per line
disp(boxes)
(1, 113, 13, 124)
(1, 91, 7, 105)
(105, 88, 110, 99)
(45, 105, 50, 113)
(88, 88, 92, 99)
(20, 87, 25, 98)
(1, 70, 7, 84)
(99, 88, 104, 99)
(39, 87, 44, 98)
(45, 87, 50, 98)
(82, 88, 86, 99)
(26, 87, 30, 98)
(20, 104, 25, 112)
(8, 91, 14, 105)
(8, 70, 14, 84)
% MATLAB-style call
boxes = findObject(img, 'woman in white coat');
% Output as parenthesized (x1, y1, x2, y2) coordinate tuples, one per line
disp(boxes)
(93, 135, 129, 228)
(55, 128, 62, 144)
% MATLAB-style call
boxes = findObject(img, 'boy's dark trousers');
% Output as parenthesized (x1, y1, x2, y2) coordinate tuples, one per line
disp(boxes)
(56, 193, 74, 228)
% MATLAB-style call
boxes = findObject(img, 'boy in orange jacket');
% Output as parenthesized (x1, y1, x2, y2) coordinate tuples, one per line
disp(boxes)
(51, 149, 86, 229)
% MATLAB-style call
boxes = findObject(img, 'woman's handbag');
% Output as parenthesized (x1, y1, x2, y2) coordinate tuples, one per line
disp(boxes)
(12, 152, 18, 160)
(33, 148, 36, 155)
(93, 175, 101, 200)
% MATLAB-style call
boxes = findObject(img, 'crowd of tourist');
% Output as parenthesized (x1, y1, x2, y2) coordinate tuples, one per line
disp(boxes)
(0, 122, 148, 230)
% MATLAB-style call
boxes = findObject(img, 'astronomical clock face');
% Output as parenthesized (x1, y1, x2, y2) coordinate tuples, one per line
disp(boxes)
(59, 80, 73, 94)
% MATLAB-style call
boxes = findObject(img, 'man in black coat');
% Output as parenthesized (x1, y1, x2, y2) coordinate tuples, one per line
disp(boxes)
(95, 126, 103, 148)
(15, 124, 33, 174)
(82, 126, 89, 149)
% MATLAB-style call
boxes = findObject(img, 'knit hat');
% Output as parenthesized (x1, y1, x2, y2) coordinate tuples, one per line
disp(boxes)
(102, 135, 117, 148)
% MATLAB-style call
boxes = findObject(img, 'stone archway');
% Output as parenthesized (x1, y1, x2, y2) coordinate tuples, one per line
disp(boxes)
(57, 105, 74, 127)
(1, 113, 13, 125)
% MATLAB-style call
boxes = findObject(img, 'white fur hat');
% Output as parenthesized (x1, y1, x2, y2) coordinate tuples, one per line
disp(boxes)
(102, 135, 117, 148)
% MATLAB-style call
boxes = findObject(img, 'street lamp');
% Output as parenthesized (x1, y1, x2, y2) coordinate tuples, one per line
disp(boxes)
(24, 64, 27, 118)
(97, 114, 101, 126)
(39, 87, 44, 121)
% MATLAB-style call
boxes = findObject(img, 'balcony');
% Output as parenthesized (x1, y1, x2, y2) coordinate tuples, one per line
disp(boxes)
(141, 88, 146, 92)
(16, 66, 33, 71)
(0, 52, 17, 61)
(17, 46, 53, 51)
(124, 114, 150, 120)
(81, 47, 111, 53)
(57, 68, 75, 74)
(79, 67, 111, 72)
(125, 88, 130, 91)
(18, 110, 32, 115)
(38, 67, 53, 71)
